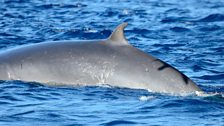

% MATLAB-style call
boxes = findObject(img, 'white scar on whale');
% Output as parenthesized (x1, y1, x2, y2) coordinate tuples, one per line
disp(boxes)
(0, 23, 202, 95)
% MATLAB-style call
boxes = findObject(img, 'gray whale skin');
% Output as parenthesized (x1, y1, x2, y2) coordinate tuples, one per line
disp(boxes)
(0, 23, 202, 95)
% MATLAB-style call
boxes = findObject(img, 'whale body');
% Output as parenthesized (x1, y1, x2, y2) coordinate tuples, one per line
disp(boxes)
(0, 23, 202, 95)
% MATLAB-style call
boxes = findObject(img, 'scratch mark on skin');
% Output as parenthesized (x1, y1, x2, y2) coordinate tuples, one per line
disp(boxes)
(153, 59, 189, 84)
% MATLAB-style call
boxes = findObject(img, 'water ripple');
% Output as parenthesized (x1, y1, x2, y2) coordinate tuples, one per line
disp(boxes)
(198, 14, 224, 22)
(101, 120, 138, 126)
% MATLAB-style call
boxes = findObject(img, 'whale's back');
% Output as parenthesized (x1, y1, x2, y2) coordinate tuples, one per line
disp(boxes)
(0, 23, 202, 95)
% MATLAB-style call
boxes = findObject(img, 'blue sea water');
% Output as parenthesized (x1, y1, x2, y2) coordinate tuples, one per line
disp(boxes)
(0, 0, 224, 125)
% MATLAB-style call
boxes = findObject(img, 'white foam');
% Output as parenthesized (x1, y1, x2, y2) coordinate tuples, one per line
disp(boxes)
(195, 91, 221, 97)
(139, 96, 154, 101)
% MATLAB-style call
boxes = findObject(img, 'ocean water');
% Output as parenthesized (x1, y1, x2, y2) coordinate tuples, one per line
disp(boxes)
(0, 0, 224, 125)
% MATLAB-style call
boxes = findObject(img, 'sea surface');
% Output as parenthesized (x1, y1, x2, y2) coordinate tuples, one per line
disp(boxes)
(0, 0, 224, 125)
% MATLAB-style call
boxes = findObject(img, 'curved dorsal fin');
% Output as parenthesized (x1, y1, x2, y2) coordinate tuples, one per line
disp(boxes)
(108, 23, 129, 45)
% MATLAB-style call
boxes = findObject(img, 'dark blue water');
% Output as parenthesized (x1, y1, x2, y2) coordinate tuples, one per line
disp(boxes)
(0, 0, 224, 125)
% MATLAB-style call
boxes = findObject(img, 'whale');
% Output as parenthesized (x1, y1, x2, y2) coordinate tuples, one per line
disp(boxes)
(0, 23, 202, 95)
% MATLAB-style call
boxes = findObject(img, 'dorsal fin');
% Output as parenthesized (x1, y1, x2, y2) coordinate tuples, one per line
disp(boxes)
(108, 23, 129, 45)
